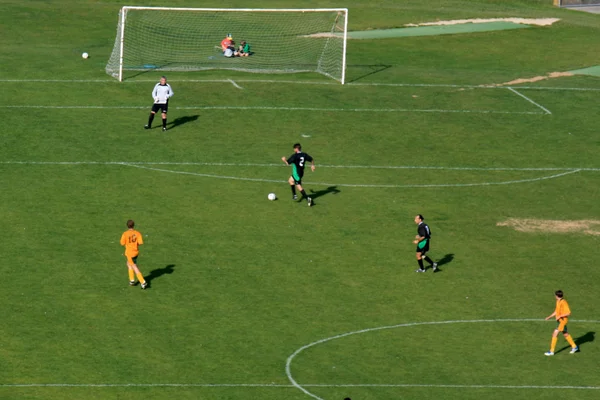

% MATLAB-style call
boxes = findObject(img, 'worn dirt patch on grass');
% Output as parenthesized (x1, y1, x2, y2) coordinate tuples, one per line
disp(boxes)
(485, 71, 574, 87)
(405, 18, 560, 27)
(497, 219, 600, 235)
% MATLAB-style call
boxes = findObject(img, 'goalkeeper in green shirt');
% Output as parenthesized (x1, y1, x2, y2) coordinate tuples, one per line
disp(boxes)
(238, 40, 251, 57)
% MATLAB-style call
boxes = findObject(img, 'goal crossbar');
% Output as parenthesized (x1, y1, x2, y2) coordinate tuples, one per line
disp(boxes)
(106, 6, 348, 83)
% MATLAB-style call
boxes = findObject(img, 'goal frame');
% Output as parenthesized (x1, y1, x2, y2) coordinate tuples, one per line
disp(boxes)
(109, 6, 349, 84)
(555, 0, 600, 6)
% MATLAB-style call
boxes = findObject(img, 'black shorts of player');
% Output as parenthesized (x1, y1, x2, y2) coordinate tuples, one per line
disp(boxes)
(291, 175, 303, 185)
(131, 256, 138, 264)
(416, 241, 430, 254)
(151, 103, 168, 113)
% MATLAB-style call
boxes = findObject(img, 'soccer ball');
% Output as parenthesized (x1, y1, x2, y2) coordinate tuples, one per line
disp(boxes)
(268, 193, 277, 201)
(82, 52, 89, 59)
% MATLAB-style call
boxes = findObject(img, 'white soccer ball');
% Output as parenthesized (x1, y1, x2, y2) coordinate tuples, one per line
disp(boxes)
(268, 193, 277, 201)
(82, 52, 89, 59)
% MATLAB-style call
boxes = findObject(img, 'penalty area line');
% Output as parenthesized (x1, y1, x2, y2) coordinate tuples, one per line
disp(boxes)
(228, 79, 244, 89)
(112, 164, 585, 188)
(286, 318, 600, 400)
(507, 87, 552, 115)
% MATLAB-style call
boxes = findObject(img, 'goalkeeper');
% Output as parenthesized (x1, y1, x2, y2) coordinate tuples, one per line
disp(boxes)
(238, 40, 251, 57)
(144, 76, 174, 132)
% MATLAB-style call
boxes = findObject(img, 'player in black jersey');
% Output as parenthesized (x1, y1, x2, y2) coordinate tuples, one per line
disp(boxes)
(413, 214, 438, 273)
(281, 143, 316, 207)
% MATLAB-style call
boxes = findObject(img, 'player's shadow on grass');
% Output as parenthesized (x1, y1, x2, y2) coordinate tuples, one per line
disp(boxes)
(430, 253, 454, 273)
(556, 331, 595, 354)
(437, 253, 454, 267)
(309, 186, 340, 201)
(145, 264, 176, 286)
(168, 115, 199, 129)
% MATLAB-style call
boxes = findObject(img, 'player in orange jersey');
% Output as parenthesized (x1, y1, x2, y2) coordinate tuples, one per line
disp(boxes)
(221, 34, 232, 51)
(120, 220, 147, 289)
(544, 290, 578, 355)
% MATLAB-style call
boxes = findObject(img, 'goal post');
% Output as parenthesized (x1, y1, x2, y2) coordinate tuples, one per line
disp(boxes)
(106, 7, 348, 83)
(555, 0, 600, 6)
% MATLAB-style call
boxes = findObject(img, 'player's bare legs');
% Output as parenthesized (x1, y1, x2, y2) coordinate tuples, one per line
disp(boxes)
(127, 261, 147, 289)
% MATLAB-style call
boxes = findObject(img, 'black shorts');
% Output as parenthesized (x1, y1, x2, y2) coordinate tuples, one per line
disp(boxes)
(291, 171, 303, 185)
(151, 103, 168, 113)
(416, 239, 430, 254)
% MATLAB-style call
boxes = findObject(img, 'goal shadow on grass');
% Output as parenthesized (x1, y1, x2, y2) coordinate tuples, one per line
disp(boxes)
(345, 64, 392, 83)
(145, 264, 176, 286)
(168, 115, 200, 129)
(556, 331, 595, 354)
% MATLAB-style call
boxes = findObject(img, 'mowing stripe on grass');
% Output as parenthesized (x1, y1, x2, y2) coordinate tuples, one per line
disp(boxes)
(286, 318, 600, 400)
(507, 87, 552, 114)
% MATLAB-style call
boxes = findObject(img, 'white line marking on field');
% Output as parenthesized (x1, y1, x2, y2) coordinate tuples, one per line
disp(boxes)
(0, 383, 291, 388)
(304, 384, 600, 389)
(3, 105, 544, 114)
(286, 319, 600, 400)
(0, 161, 586, 188)
(507, 87, 552, 114)
(228, 79, 244, 89)
(2, 322, 599, 392)
(122, 163, 284, 184)
(117, 164, 584, 188)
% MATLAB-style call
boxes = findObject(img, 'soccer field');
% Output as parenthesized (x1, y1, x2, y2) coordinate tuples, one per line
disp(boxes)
(1, 1, 600, 399)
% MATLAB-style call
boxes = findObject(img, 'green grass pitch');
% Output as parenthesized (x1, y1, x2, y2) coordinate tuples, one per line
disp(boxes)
(1, 1, 600, 399)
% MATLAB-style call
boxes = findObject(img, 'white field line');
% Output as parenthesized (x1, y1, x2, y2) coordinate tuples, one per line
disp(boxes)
(3, 105, 544, 114)
(507, 87, 552, 115)
(3, 319, 599, 392)
(123, 164, 581, 188)
(286, 318, 600, 400)
(123, 163, 284, 184)
(0, 318, 600, 392)
(0, 161, 588, 188)
(228, 79, 244, 89)
(2, 79, 600, 92)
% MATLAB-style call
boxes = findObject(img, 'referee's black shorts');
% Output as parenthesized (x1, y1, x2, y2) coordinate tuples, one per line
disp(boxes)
(151, 102, 168, 113)
(416, 240, 430, 254)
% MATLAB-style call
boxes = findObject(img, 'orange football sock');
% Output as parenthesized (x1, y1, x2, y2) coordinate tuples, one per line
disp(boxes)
(128, 269, 135, 282)
(550, 336, 558, 352)
(136, 271, 146, 284)
(565, 334, 577, 348)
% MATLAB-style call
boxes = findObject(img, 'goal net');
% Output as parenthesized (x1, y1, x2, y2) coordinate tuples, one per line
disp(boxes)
(557, 0, 600, 6)
(106, 7, 348, 83)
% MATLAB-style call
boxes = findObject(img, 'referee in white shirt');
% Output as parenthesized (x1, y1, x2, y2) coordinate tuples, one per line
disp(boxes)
(144, 76, 174, 132)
